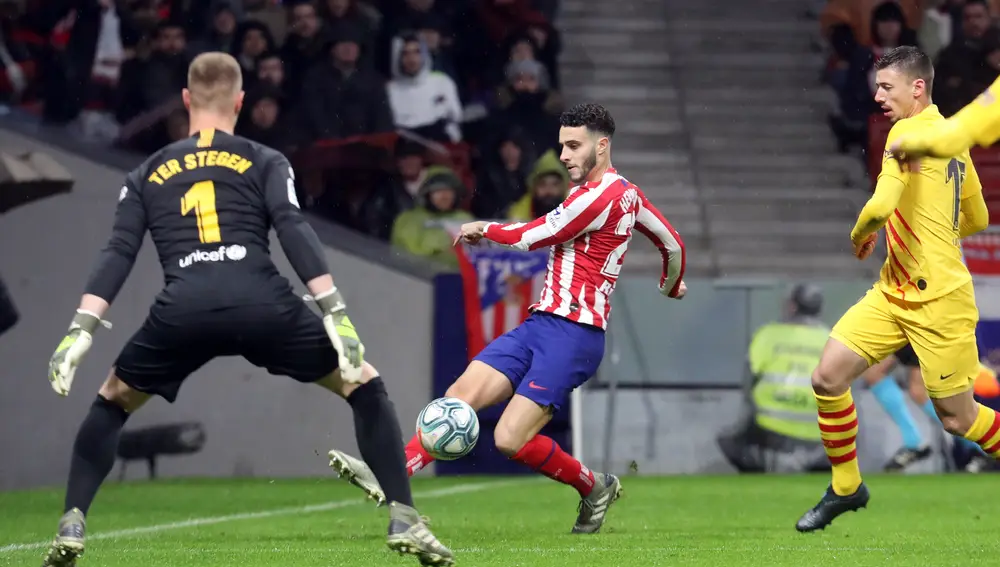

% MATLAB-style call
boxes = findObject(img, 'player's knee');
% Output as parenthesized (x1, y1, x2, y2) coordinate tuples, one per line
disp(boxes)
(97, 370, 148, 413)
(444, 377, 481, 408)
(939, 413, 976, 437)
(811, 365, 847, 397)
(492, 425, 525, 458)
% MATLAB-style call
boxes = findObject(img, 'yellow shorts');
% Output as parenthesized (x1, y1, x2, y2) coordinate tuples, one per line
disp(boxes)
(831, 281, 980, 399)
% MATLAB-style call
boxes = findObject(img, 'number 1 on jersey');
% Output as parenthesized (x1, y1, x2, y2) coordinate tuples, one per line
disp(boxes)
(181, 181, 221, 243)
(946, 158, 966, 232)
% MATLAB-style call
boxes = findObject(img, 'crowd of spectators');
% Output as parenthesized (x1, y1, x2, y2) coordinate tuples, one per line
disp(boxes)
(0, 0, 572, 266)
(820, 0, 1000, 155)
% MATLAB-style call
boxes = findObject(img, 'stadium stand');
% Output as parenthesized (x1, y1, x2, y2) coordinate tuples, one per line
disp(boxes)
(0, 0, 583, 271)
(666, 0, 874, 277)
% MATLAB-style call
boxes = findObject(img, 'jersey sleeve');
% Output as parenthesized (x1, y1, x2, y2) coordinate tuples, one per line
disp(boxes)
(634, 188, 685, 296)
(261, 152, 330, 284)
(962, 151, 984, 199)
(879, 122, 913, 185)
(482, 188, 614, 251)
(83, 170, 147, 302)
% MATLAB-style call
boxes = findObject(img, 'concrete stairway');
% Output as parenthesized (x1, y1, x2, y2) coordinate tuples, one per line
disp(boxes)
(557, 0, 713, 276)
(556, 0, 880, 279)
(665, 0, 876, 278)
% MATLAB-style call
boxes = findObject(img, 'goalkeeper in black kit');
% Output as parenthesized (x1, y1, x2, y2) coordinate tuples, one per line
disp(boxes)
(41, 52, 453, 567)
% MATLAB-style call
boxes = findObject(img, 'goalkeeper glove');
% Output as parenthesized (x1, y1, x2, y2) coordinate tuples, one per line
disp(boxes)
(48, 310, 108, 396)
(313, 287, 366, 383)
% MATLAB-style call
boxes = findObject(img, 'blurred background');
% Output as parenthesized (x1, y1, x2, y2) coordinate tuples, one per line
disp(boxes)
(3, 0, 1000, 491)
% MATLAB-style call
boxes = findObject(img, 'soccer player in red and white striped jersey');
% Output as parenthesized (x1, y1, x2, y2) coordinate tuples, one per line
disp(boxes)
(328, 103, 687, 535)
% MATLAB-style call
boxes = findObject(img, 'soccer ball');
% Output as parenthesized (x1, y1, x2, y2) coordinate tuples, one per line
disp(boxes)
(416, 397, 480, 461)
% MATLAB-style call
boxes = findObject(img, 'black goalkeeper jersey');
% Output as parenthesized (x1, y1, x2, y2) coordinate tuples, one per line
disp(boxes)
(84, 129, 329, 311)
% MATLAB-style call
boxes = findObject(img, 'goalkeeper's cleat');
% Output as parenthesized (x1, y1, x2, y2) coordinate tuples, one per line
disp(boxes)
(327, 449, 385, 506)
(386, 502, 454, 566)
(41, 508, 85, 567)
(883, 445, 932, 472)
(795, 483, 869, 532)
(572, 472, 623, 534)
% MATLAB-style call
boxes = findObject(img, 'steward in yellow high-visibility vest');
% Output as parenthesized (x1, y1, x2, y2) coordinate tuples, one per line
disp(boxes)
(718, 284, 831, 473)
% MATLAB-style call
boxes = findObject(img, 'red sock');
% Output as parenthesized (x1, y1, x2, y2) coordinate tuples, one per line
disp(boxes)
(404, 435, 434, 476)
(512, 434, 595, 497)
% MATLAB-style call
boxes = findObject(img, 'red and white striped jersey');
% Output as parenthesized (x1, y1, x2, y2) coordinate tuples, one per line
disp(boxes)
(482, 166, 685, 329)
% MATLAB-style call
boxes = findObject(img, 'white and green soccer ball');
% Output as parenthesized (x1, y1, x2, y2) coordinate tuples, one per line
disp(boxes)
(416, 397, 480, 460)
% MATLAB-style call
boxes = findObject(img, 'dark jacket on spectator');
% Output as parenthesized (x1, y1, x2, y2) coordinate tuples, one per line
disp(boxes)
(473, 127, 534, 218)
(280, 26, 329, 100)
(935, 28, 1000, 116)
(475, 0, 549, 44)
(299, 32, 394, 140)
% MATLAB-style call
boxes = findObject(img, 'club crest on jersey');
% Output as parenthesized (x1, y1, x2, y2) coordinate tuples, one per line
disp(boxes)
(546, 206, 563, 229)
(620, 187, 637, 212)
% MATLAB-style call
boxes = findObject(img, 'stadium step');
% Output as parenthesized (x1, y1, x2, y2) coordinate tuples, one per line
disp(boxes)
(694, 151, 856, 171)
(678, 68, 822, 89)
(560, 48, 672, 67)
(674, 52, 825, 70)
(716, 254, 877, 278)
(561, 67, 677, 90)
(573, 84, 679, 104)
(701, 186, 867, 205)
(715, 233, 853, 254)
(685, 87, 834, 106)
(691, 134, 837, 153)
(567, 31, 672, 51)
(561, 0, 664, 18)
(559, 17, 669, 33)
(614, 133, 690, 153)
(705, 200, 858, 222)
(684, 102, 827, 121)
(686, 120, 826, 139)
(698, 168, 853, 188)
(664, 19, 818, 35)
(709, 219, 848, 237)
(671, 31, 817, 53)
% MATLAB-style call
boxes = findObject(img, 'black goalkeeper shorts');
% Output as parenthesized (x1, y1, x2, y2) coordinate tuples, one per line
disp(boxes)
(894, 344, 920, 368)
(114, 300, 338, 403)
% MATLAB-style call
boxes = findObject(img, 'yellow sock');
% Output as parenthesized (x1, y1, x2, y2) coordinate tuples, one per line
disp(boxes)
(964, 403, 1000, 458)
(816, 390, 862, 496)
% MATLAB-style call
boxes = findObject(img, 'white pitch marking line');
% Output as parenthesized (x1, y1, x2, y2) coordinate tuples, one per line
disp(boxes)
(0, 479, 521, 553)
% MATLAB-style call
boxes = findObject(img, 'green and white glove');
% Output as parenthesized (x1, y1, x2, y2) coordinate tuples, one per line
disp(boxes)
(48, 310, 107, 396)
(313, 287, 365, 383)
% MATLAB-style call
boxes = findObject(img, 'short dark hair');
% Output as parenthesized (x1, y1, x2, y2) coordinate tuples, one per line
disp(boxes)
(559, 103, 615, 138)
(874, 46, 934, 95)
(965, 0, 990, 12)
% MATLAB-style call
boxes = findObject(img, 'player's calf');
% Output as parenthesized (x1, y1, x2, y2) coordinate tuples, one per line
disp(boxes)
(935, 391, 1000, 458)
(402, 362, 514, 476)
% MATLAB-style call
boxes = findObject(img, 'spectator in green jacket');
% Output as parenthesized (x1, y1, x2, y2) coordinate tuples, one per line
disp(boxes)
(506, 149, 568, 221)
(391, 165, 473, 266)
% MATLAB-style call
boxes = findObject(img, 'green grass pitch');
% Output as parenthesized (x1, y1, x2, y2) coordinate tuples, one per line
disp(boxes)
(1, 474, 997, 566)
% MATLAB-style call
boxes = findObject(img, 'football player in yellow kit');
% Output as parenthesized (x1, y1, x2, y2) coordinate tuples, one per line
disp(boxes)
(796, 46, 994, 533)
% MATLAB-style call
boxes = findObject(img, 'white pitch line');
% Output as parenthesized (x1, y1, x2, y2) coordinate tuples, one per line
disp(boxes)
(0, 480, 519, 554)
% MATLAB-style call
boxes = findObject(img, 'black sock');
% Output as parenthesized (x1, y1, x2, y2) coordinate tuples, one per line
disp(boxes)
(347, 377, 414, 507)
(64, 396, 130, 514)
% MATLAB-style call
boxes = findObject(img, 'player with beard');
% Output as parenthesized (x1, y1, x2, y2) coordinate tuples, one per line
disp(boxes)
(326, 103, 687, 534)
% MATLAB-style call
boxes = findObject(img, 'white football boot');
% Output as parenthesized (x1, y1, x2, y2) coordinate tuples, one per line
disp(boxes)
(327, 449, 386, 506)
